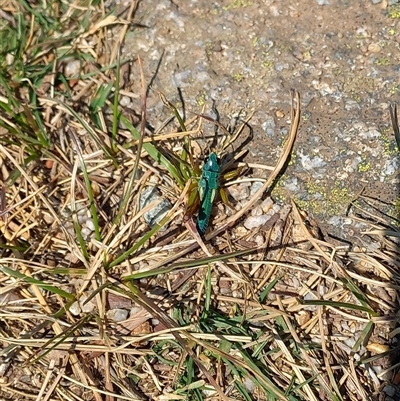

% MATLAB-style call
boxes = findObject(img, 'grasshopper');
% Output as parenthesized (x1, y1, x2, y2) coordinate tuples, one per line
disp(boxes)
(154, 90, 250, 236)
(196, 152, 220, 235)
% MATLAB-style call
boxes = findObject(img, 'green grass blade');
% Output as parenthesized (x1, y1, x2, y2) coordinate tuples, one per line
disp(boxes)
(301, 299, 378, 317)
(69, 133, 102, 243)
(108, 209, 175, 269)
(120, 115, 186, 188)
(89, 81, 115, 119)
(72, 216, 89, 261)
(259, 275, 280, 303)
(54, 99, 115, 161)
(123, 248, 257, 280)
(28, 314, 92, 366)
(0, 265, 74, 300)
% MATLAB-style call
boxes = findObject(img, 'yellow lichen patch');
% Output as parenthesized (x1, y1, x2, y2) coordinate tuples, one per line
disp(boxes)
(232, 72, 244, 82)
(388, 5, 400, 19)
(302, 50, 311, 61)
(288, 151, 297, 166)
(379, 126, 398, 156)
(196, 91, 207, 106)
(223, 0, 254, 10)
(305, 180, 326, 197)
(326, 185, 352, 215)
(343, 75, 376, 98)
(291, 196, 320, 214)
(357, 159, 371, 172)
(389, 83, 399, 95)
(273, 178, 353, 217)
(262, 60, 274, 69)
(205, 42, 214, 57)
(374, 58, 391, 66)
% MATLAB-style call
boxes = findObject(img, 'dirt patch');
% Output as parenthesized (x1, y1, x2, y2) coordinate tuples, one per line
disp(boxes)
(122, 0, 400, 240)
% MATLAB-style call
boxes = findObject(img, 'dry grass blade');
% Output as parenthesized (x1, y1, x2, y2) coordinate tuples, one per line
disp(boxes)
(114, 55, 147, 225)
(214, 89, 300, 235)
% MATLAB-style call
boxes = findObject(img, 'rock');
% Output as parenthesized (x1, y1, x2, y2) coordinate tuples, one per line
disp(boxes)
(85, 218, 95, 231)
(367, 43, 381, 53)
(383, 385, 396, 397)
(260, 197, 274, 213)
(120, 95, 132, 107)
(250, 181, 264, 196)
(244, 214, 272, 229)
(261, 116, 276, 137)
(64, 59, 80, 77)
(139, 186, 172, 228)
(70, 301, 81, 316)
(106, 308, 128, 322)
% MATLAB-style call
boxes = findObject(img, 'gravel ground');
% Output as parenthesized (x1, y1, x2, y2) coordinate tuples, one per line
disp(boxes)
(117, 0, 400, 240)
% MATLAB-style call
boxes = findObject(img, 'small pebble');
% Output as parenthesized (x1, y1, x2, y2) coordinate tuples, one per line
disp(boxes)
(344, 99, 361, 110)
(262, 116, 276, 137)
(367, 43, 381, 53)
(336, 342, 352, 355)
(261, 197, 274, 213)
(344, 337, 356, 349)
(356, 27, 370, 37)
(64, 59, 81, 77)
(130, 306, 144, 317)
(244, 214, 272, 229)
(270, 5, 279, 16)
(251, 206, 263, 216)
(243, 377, 256, 393)
(42, 212, 55, 224)
(139, 186, 172, 228)
(70, 301, 81, 316)
(371, 365, 383, 375)
(81, 227, 93, 240)
(381, 157, 399, 178)
(255, 235, 264, 246)
(106, 308, 128, 322)
(226, 184, 249, 201)
(250, 181, 264, 196)
(77, 214, 87, 225)
(85, 218, 95, 231)
(272, 204, 281, 213)
(80, 295, 95, 313)
(0, 291, 21, 303)
(6, 53, 14, 66)
(120, 95, 132, 107)
(303, 292, 317, 311)
(296, 310, 311, 326)
(383, 385, 396, 397)
(65, 223, 75, 236)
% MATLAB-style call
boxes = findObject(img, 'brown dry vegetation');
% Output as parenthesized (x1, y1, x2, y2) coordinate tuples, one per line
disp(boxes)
(0, 1, 399, 401)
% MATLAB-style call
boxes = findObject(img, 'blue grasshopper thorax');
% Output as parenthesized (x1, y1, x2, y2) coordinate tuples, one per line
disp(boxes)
(196, 152, 221, 235)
